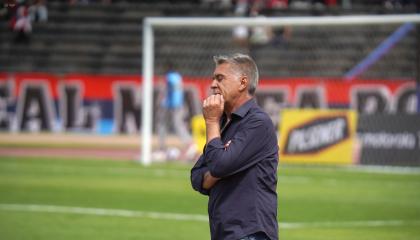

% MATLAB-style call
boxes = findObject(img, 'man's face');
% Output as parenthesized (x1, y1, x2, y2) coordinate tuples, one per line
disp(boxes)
(211, 63, 242, 104)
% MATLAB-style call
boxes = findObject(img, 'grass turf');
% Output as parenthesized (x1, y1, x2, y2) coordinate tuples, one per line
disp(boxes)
(0, 156, 419, 240)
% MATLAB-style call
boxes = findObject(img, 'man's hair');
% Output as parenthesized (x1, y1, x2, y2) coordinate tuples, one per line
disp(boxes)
(213, 53, 259, 95)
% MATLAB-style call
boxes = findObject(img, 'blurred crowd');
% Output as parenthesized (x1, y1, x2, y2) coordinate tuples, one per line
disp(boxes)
(1, 0, 416, 45)
(2, 0, 47, 44)
(5, 0, 414, 8)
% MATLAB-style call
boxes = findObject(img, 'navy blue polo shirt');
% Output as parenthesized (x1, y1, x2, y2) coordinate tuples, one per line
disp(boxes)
(191, 99, 279, 240)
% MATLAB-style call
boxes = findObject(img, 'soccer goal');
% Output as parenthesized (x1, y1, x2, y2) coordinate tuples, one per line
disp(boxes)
(141, 14, 420, 165)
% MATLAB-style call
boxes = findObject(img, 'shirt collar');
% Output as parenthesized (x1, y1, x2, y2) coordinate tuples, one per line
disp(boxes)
(220, 98, 256, 125)
(232, 98, 256, 119)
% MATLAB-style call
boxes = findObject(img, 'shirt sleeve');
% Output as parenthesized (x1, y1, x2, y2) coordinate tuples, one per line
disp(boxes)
(190, 155, 210, 196)
(203, 116, 273, 178)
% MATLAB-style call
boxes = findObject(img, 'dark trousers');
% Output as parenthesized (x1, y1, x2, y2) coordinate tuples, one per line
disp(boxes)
(240, 232, 270, 240)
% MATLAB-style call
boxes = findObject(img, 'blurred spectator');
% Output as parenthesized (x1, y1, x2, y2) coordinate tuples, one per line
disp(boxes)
(232, 0, 274, 47)
(232, 0, 292, 49)
(267, 1, 293, 47)
(29, 0, 48, 23)
(10, 1, 32, 44)
(249, 1, 274, 46)
(249, 17, 274, 46)
(232, 25, 250, 47)
(232, 0, 250, 47)
(157, 62, 193, 156)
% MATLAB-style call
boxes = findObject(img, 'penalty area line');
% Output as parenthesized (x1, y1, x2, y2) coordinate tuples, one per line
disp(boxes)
(0, 203, 419, 229)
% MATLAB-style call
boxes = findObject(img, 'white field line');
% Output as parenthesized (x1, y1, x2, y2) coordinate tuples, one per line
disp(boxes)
(279, 220, 420, 229)
(0, 203, 208, 222)
(0, 162, 312, 181)
(0, 162, 189, 177)
(5, 164, 418, 184)
(3, 160, 420, 179)
(1, 203, 419, 229)
(342, 165, 420, 175)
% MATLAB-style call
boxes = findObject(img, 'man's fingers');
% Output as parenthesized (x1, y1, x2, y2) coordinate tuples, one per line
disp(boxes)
(210, 94, 220, 106)
(203, 94, 223, 110)
(208, 95, 214, 106)
(214, 95, 219, 105)
(210, 95, 217, 106)
(217, 94, 224, 105)
(211, 95, 217, 105)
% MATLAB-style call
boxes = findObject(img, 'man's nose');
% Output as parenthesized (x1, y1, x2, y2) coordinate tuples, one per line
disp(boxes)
(210, 79, 218, 88)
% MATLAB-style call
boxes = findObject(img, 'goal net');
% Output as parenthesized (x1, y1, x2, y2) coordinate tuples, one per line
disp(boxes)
(141, 15, 420, 166)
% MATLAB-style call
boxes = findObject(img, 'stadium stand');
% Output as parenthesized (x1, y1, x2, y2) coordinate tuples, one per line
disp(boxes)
(0, 0, 417, 78)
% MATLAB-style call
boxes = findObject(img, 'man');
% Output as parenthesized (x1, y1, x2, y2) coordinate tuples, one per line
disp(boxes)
(190, 53, 279, 240)
(158, 62, 192, 153)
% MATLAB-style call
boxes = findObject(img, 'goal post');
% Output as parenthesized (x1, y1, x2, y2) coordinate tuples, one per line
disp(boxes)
(141, 14, 420, 165)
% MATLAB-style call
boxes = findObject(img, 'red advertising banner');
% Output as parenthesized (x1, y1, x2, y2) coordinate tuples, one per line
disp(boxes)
(0, 72, 417, 134)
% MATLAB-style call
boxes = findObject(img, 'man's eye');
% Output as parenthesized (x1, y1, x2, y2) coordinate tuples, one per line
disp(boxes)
(216, 75, 224, 81)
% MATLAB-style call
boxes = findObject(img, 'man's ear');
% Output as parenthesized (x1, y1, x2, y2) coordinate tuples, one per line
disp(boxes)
(239, 76, 248, 92)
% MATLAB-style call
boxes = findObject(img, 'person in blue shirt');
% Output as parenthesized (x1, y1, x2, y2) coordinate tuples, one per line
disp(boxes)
(165, 67, 183, 110)
(191, 53, 279, 240)
(158, 62, 192, 154)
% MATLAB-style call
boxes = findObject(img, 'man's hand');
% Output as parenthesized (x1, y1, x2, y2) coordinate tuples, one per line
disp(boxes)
(203, 171, 220, 190)
(203, 94, 224, 143)
(203, 94, 224, 123)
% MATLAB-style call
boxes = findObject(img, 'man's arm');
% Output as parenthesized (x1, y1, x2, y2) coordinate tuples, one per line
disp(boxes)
(190, 155, 211, 195)
(199, 94, 225, 189)
(204, 116, 277, 178)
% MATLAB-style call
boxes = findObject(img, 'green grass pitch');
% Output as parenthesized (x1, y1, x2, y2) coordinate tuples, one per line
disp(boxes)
(0, 156, 419, 240)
